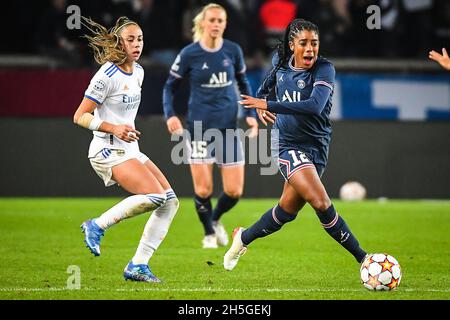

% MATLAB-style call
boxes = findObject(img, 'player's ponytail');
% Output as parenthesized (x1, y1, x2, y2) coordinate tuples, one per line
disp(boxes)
(82, 16, 139, 65)
(273, 22, 293, 73)
(192, 3, 227, 42)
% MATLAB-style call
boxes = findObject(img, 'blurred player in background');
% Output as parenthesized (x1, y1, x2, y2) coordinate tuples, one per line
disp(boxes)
(74, 16, 179, 283)
(162, 3, 258, 249)
(224, 18, 368, 270)
(429, 48, 450, 70)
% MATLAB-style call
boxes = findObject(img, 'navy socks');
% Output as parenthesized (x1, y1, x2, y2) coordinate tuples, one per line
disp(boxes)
(316, 204, 367, 263)
(241, 205, 297, 246)
(194, 194, 214, 235)
(212, 192, 239, 222)
(239, 202, 366, 263)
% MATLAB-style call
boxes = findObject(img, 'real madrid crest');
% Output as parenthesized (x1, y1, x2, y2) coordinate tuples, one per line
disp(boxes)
(297, 80, 305, 89)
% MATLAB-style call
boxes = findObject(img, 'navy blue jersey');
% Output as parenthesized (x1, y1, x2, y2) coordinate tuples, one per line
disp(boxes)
(257, 54, 335, 166)
(163, 39, 256, 130)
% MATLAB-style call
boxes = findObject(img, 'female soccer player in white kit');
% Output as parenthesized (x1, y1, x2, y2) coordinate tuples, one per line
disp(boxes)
(73, 16, 179, 283)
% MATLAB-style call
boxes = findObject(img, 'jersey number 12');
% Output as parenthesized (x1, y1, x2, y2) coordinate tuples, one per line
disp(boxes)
(288, 150, 310, 166)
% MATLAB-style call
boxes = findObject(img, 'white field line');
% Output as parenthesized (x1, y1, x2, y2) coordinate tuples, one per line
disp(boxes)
(1, 287, 450, 293)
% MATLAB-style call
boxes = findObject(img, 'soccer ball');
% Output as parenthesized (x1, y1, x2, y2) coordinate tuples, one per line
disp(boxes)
(360, 253, 402, 291)
(340, 181, 366, 201)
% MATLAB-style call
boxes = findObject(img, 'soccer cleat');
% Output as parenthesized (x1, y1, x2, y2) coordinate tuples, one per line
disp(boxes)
(123, 261, 162, 283)
(81, 219, 104, 256)
(202, 234, 218, 249)
(213, 221, 229, 246)
(223, 227, 247, 271)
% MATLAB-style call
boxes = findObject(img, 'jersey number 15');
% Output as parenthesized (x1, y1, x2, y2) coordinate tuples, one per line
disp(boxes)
(191, 141, 207, 158)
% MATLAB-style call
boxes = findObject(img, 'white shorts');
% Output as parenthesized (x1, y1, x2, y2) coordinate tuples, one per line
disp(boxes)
(89, 148, 150, 187)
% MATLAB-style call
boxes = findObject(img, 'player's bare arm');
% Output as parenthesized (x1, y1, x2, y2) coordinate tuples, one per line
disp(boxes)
(74, 97, 140, 143)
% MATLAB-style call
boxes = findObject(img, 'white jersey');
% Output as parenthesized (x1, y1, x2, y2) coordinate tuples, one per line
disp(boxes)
(84, 61, 144, 158)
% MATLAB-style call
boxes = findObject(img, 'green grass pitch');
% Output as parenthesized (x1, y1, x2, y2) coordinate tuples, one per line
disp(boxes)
(0, 198, 449, 300)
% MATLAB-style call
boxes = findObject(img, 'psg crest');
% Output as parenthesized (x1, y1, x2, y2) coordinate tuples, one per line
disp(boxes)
(297, 80, 305, 89)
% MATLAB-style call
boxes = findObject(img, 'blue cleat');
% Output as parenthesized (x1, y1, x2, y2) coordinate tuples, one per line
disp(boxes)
(80, 219, 104, 256)
(123, 261, 162, 283)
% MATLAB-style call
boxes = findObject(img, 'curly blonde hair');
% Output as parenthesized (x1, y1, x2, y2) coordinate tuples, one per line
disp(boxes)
(192, 3, 226, 42)
(82, 16, 139, 65)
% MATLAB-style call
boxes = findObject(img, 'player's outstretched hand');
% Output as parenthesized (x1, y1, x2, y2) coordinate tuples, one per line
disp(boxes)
(429, 48, 450, 70)
(239, 94, 268, 110)
(112, 124, 141, 143)
(166, 116, 184, 135)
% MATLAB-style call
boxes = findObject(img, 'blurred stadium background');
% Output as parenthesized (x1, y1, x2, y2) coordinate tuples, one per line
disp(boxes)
(1, 0, 449, 199)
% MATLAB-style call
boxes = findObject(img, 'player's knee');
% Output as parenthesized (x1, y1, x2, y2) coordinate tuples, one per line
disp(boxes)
(224, 188, 243, 199)
(309, 197, 331, 212)
(195, 186, 213, 198)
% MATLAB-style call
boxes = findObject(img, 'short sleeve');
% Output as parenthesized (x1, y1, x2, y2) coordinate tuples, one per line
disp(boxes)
(84, 66, 112, 105)
(313, 61, 335, 91)
(234, 44, 247, 74)
(169, 49, 189, 78)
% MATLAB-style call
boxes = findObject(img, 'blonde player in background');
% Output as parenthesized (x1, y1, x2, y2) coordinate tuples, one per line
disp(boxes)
(163, 3, 258, 249)
(73, 16, 179, 283)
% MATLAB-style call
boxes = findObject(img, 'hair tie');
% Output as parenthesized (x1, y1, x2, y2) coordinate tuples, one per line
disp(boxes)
(114, 21, 137, 35)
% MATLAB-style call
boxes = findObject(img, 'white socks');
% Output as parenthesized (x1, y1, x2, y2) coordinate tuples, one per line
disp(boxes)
(131, 189, 179, 265)
(92, 189, 179, 266)
(94, 193, 167, 230)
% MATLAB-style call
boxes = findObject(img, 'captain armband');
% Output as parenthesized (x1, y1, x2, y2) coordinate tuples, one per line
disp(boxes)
(77, 113, 103, 131)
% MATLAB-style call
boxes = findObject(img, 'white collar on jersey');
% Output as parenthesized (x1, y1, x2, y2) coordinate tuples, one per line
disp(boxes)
(199, 38, 224, 52)
(289, 55, 307, 72)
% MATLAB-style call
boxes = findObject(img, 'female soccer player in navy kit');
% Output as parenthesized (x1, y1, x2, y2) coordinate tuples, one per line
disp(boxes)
(163, 3, 258, 249)
(74, 17, 179, 283)
(224, 18, 368, 270)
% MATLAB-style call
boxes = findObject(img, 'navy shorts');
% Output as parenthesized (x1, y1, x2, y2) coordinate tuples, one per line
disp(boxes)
(275, 148, 326, 181)
(186, 128, 244, 166)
